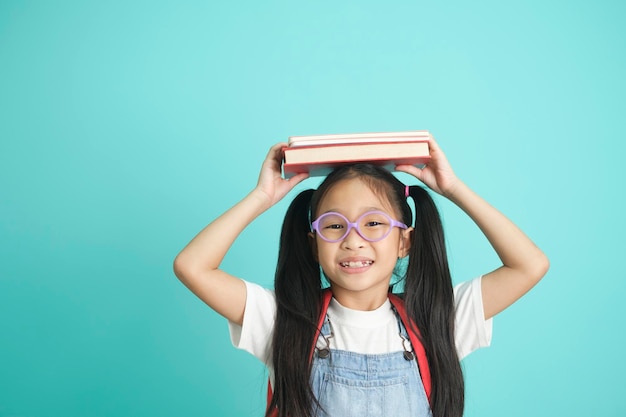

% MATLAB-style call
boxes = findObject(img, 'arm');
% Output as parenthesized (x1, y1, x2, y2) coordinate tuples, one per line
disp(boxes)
(396, 136, 549, 320)
(173, 143, 308, 325)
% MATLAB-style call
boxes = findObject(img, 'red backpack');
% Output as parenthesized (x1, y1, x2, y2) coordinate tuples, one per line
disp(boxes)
(266, 289, 432, 416)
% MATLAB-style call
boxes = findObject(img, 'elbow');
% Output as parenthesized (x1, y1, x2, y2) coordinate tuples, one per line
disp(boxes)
(173, 253, 193, 283)
(173, 252, 215, 286)
(515, 248, 550, 289)
(531, 251, 550, 285)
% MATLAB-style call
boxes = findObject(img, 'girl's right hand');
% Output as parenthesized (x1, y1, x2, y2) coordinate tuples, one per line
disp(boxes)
(253, 143, 309, 208)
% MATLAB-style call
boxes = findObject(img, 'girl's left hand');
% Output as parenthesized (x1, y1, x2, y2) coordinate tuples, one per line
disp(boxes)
(395, 134, 460, 198)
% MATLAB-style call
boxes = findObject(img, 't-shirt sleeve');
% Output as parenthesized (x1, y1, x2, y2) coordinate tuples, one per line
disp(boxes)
(227, 280, 276, 366)
(454, 276, 493, 360)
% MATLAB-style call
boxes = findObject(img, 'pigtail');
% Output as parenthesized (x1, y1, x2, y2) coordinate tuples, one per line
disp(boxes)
(269, 189, 323, 417)
(404, 185, 465, 417)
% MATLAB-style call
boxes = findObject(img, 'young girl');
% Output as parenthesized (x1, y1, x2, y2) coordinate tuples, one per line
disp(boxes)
(173, 136, 549, 417)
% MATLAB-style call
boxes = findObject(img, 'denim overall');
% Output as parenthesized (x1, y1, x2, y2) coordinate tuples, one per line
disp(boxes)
(310, 312, 433, 417)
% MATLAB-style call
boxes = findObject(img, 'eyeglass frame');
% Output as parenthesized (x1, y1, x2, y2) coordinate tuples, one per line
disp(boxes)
(310, 210, 408, 243)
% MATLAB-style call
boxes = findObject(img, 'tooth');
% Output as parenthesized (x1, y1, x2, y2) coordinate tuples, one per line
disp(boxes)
(342, 261, 372, 267)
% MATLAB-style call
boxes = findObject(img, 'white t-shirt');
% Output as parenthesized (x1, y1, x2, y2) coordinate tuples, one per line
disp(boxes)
(229, 276, 492, 371)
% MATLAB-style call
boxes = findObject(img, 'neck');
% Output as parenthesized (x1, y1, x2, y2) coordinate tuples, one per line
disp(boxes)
(329, 285, 389, 311)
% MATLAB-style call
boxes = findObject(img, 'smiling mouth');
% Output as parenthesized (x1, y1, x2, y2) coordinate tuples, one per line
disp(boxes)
(340, 261, 374, 268)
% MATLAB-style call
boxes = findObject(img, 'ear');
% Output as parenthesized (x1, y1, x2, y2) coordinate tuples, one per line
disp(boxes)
(308, 231, 319, 262)
(398, 227, 413, 258)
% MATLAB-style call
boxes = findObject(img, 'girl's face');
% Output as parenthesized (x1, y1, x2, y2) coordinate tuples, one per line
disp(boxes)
(311, 178, 412, 310)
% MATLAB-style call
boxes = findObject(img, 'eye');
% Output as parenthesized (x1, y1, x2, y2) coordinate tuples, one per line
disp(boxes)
(361, 213, 390, 228)
(324, 223, 344, 230)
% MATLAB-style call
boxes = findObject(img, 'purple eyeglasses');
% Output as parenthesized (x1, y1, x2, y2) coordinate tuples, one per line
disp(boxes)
(311, 210, 408, 243)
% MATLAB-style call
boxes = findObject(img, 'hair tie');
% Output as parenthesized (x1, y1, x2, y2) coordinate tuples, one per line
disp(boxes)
(405, 185, 410, 198)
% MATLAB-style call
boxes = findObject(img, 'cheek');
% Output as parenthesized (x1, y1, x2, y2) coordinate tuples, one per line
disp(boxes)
(396, 239, 406, 257)
(308, 234, 319, 262)
(315, 245, 336, 267)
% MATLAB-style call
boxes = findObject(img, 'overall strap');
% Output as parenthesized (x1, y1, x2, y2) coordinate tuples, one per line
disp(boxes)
(266, 289, 333, 417)
(388, 293, 432, 404)
(310, 289, 333, 361)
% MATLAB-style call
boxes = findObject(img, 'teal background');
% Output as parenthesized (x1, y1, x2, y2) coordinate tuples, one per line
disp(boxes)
(1, 1, 624, 416)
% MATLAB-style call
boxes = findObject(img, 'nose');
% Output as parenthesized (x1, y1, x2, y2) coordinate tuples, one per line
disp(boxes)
(341, 225, 366, 249)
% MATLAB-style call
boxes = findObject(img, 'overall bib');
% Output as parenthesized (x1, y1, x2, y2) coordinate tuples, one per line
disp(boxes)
(266, 291, 432, 417)
(310, 313, 433, 417)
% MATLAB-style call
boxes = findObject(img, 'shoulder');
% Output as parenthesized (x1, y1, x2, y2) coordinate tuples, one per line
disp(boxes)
(453, 276, 482, 304)
(454, 276, 493, 359)
(391, 277, 482, 312)
(241, 281, 277, 327)
(243, 280, 276, 304)
(228, 281, 277, 364)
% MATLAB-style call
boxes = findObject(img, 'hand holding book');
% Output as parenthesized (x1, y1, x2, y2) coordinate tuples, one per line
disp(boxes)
(252, 143, 309, 209)
(395, 134, 460, 198)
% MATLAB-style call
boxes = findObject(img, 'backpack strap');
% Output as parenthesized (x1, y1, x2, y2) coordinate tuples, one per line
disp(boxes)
(266, 289, 333, 416)
(388, 293, 432, 403)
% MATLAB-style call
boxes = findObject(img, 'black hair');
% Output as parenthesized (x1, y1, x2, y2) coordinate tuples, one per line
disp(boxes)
(267, 164, 464, 417)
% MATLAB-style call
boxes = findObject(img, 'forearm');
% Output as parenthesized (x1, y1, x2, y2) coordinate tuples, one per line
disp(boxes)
(174, 188, 272, 277)
(446, 180, 548, 277)
(445, 180, 549, 318)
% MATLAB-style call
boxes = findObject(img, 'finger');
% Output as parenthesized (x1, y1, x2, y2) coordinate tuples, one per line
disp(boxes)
(427, 135, 441, 153)
(275, 172, 309, 201)
(270, 142, 288, 162)
(270, 142, 288, 151)
(281, 172, 309, 189)
(395, 164, 424, 180)
(262, 143, 288, 172)
(289, 172, 309, 183)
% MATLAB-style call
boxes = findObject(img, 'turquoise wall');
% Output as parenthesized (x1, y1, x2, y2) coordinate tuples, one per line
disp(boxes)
(1, 1, 624, 416)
